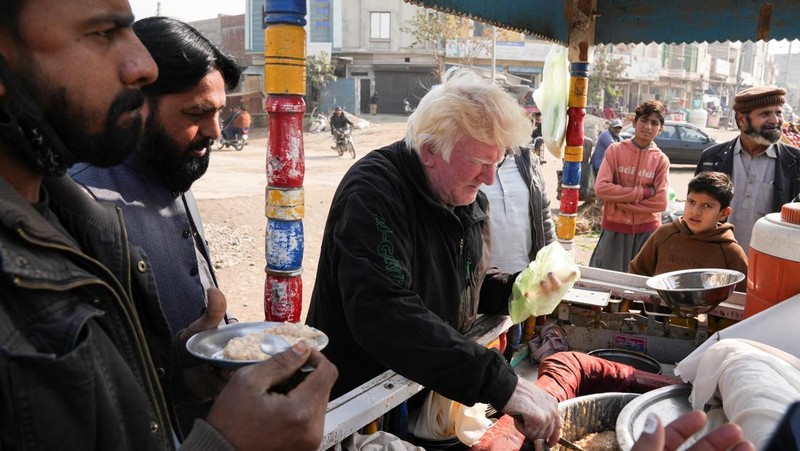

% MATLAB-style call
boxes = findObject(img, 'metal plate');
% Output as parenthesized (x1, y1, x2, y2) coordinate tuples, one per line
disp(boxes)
(616, 384, 692, 450)
(186, 322, 329, 369)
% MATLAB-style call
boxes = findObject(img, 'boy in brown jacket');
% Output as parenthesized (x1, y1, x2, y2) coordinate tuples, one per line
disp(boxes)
(629, 172, 748, 291)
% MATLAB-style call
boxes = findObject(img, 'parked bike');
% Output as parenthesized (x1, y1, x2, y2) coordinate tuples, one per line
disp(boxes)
(309, 107, 329, 133)
(332, 127, 356, 159)
(403, 98, 415, 115)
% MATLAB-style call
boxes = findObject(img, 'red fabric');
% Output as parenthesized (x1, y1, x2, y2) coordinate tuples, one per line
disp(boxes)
(470, 352, 681, 450)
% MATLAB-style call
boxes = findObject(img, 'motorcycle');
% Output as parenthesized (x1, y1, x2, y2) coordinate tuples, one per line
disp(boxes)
(216, 124, 248, 151)
(332, 127, 356, 159)
(403, 98, 415, 115)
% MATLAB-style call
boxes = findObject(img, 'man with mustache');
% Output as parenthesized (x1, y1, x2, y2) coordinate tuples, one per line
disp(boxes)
(70, 15, 246, 435)
(71, 17, 238, 337)
(696, 86, 800, 254)
(0, 2, 336, 449)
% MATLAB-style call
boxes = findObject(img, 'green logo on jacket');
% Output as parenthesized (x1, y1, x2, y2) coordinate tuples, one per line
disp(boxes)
(374, 216, 404, 285)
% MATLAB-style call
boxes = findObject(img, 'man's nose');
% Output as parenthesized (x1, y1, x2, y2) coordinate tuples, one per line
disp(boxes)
(479, 164, 496, 185)
(121, 31, 158, 87)
(205, 114, 222, 140)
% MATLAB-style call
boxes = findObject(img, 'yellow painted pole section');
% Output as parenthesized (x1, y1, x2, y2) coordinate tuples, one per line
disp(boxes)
(265, 25, 307, 95)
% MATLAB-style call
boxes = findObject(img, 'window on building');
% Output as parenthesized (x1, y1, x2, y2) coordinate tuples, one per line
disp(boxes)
(309, 0, 331, 42)
(370, 12, 390, 40)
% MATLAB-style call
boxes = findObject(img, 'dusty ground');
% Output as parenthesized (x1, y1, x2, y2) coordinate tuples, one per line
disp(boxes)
(195, 115, 736, 323)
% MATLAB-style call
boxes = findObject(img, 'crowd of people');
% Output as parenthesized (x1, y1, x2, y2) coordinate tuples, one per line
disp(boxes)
(588, 86, 800, 276)
(1, 0, 795, 449)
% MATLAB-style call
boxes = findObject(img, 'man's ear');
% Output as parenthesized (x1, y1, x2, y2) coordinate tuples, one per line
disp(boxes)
(735, 112, 745, 130)
(719, 206, 732, 222)
(419, 143, 436, 168)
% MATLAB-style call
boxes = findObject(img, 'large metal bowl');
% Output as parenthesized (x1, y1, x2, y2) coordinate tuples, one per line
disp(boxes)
(556, 392, 639, 450)
(646, 268, 745, 317)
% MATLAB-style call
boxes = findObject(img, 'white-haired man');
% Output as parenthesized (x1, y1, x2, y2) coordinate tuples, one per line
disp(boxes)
(307, 69, 562, 446)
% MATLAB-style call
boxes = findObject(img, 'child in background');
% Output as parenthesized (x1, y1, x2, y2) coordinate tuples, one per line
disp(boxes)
(629, 172, 748, 291)
(589, 99, 670, 272)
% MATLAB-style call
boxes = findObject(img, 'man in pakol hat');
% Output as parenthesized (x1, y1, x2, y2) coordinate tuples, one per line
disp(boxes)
(696, 86, 800, 253)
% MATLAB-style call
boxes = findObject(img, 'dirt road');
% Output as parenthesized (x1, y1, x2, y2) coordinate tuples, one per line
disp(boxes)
(194, 115, 739, 323)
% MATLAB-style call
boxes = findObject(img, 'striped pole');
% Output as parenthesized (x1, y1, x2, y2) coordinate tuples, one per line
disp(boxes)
(263, 0, 307, 322)
(557, 62, 589, 248)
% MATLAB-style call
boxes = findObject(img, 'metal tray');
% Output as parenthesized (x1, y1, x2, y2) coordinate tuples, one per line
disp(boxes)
(616, 384, 692, 450)
(186, 321, 329, 369)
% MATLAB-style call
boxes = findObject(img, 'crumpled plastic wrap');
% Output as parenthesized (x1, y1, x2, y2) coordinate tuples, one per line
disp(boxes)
(412, 391, 493, 446)
(508, 242, 580, 324)
(532, 45, 569, 159)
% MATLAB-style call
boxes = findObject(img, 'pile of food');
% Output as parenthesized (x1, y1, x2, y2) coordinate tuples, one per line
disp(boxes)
(781, 120, 800, 147)
(574, 431, 619, 450)
(222, 323, 324, 361)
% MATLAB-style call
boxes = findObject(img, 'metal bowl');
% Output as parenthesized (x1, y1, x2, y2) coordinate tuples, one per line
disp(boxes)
(557, 392, 639, 450)
(645, 268, 745, 317)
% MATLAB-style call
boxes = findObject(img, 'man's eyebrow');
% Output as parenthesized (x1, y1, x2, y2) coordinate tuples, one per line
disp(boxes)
(84, 12, 135, 28)
(187, 104, 220, 113)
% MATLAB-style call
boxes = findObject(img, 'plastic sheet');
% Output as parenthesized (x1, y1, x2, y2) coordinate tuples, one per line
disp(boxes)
(532, 45, 569, 159)
(508, 241, 580, 323)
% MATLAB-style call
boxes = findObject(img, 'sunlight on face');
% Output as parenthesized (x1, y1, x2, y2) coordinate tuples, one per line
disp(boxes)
(424, 136, 504, 206)
(633, 113, 663, 147)
(683, 191, 728, 235)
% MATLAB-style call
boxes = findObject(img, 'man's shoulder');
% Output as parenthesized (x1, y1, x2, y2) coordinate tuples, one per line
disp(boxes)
(778, 141, 800, 157)
(701, 139, 734, 156)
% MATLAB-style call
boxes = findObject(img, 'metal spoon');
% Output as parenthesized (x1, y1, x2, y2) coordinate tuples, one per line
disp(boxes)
(260, 334, 315, 372)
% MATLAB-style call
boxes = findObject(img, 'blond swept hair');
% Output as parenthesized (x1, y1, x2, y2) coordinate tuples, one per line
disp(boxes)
(404, 68, 532, 162)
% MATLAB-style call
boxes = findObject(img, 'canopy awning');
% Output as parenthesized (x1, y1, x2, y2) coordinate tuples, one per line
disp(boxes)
(405, 0, 800, 46)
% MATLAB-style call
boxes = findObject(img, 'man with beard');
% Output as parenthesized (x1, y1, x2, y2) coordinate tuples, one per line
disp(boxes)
(1, 2, 336, 449)
(70, 17, 246, 433)
(696, 86, 800, 253)
(71, 17, 238, 336)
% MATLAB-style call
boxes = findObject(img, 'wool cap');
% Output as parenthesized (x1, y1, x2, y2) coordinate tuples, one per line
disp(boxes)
(732, 86, 786, 112)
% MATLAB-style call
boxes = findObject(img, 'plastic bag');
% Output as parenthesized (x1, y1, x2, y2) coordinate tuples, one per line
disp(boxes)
(508, 241, 581, 324)
(412, 391, 493, 446)
(532, 45, 569, 159)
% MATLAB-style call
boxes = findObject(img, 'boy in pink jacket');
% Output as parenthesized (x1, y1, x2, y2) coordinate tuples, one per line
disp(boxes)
(589, 100, 670, 272)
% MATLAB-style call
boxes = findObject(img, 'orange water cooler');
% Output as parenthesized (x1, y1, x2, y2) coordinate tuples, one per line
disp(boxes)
(744, 203, 800, 318)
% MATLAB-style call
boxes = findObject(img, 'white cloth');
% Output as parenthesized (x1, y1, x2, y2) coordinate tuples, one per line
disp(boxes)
(675, 293, 800, 382)
(342, 431, 423, 451)
(690, 339, 800, 450)
(479, 154, 533, 273)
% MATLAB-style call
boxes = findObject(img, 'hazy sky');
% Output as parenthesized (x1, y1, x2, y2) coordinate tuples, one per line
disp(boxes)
(129, 0, 246, 22)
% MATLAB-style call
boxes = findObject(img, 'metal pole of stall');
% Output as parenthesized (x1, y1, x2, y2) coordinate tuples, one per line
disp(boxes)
(263, 0, 307, 322)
